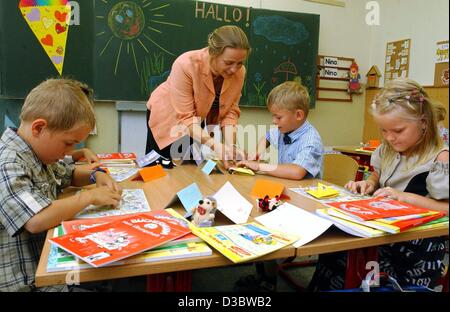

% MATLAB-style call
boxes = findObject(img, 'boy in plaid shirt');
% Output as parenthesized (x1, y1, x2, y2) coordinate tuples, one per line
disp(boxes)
(0, 79, 122, 291)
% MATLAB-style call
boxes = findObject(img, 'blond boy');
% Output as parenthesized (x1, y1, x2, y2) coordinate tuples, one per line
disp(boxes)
(0, 79, 121, 292)
(238, 81, 323, 180)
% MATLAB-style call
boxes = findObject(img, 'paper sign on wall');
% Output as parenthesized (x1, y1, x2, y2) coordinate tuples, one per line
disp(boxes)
(19, 0, 71, 75)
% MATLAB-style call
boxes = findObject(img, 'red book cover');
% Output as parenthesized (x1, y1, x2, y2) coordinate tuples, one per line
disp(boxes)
(96, 153, 137, 160)
(328, 197, 433, 221)
(62, 210, 200, 245)
(392, 212, 445, 232)
(51, 211, 190, 267)
(78, 153, 137, 163)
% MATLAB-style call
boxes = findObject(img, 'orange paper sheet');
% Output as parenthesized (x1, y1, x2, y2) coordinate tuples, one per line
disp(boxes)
(251, 179, 284, 198)
(139, 165, 166, 182)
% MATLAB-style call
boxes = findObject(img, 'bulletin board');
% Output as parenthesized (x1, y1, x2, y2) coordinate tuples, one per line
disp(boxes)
(384, 39, 411, 83)
(434, 40, 449, 87)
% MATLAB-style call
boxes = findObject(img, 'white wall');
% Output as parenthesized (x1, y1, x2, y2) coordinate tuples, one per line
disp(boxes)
(370, 0, 449, 86)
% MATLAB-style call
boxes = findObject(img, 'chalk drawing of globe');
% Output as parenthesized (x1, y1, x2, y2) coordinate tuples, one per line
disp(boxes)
(108, 1, 145, 40)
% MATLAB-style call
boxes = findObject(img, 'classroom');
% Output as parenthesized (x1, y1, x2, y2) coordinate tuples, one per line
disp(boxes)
(0, 0, 448, 297)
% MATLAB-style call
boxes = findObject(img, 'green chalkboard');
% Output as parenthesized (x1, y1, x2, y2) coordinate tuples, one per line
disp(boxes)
(94, 0, 319, 107)
(1, 0, 319, 108)
(0, 0, 93, 98)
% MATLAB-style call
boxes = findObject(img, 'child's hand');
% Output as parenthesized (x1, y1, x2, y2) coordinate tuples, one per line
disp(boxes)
(95, 172, 122, 194)
(82, 148, 99, 163)
(236, 160, 260, 172)
(373, 187, 404, 201)
(86, 186, 122, 207)
(345, 180, 375, 195)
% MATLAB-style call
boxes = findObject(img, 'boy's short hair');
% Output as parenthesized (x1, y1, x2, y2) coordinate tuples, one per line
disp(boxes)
(20, 78, 96, 131)
(267, 81, 310, 117)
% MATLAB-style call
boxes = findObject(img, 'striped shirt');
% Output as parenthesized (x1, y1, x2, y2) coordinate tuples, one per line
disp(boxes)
(266, 121, 324, 179)
(0, 128, 74, 291)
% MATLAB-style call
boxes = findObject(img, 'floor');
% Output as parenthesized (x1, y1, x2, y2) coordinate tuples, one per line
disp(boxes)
(191, 257, 316, 292)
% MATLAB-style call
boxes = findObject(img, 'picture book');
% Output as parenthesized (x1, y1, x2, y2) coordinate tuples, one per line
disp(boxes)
(289, 185, 372, 204)
(405, 216, 449, 232)
(47, 227, 211, 272)
(190, 222, 298, 263)
(316, 208, 385, 238)
(255, 202, 332, 247)
(50, 212, 191, 267)
(327, 197, 434, 221)
(104, 167, 139, 182)
(74, 189, 151, 219)
(63, 208, 201, 246)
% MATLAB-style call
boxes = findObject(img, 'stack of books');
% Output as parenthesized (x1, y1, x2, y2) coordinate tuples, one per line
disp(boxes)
(49, 209, 210, 269)
(77, 152, 137, 167)
(316, 197, 447, 238)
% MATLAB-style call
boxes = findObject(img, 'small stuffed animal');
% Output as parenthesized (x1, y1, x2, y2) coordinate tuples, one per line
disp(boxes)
(192, 196, 217, 227)
(258, 195, 282, 212)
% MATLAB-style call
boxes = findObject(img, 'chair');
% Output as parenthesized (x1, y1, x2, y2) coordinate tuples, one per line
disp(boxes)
(277, 153, 360, 290)
(323, 153, 360, 186)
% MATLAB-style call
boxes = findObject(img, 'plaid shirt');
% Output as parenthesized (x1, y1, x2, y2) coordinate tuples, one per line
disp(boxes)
(0, 128, 74, 291)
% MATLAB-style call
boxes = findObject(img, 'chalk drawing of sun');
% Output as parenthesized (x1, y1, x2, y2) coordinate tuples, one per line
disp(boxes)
(95, 0, 183, 76)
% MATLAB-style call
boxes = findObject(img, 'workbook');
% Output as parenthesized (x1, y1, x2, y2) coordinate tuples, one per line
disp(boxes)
(191, 222, 298, 263)
(50, 212, 190, 267)
(74, 189, 151, 219)
(48, 226, 211, 272)
(327, 197, 434, 221)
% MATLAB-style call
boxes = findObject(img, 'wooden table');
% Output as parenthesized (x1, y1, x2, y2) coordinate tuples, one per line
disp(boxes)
(35, 164, 448, 288)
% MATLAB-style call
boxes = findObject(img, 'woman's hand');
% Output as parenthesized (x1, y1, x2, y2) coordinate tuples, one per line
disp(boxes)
(345, 180, 376, 195)
(236, 160, 260, 172)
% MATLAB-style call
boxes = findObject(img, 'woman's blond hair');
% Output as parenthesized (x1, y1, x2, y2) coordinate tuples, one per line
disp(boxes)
(20, 78, 96, 131)
(370, 78, 443, 169)
(207, 25, 251, 57)
(267, 81, 310, 117)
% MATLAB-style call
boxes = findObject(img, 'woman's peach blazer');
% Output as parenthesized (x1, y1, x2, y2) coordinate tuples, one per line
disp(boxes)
(146, 48, 246, 149)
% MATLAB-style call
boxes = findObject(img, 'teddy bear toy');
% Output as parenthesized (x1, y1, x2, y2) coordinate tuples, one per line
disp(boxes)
(192, 197, 217, 227)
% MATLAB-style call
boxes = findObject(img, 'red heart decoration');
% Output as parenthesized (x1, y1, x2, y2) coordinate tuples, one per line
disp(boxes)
(41, 34, 53, 46)
(55, 10, 67, 22)
(55, 23, 66, 34)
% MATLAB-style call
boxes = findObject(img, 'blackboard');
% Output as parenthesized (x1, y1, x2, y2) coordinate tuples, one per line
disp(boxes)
(1, 0, 319, 108)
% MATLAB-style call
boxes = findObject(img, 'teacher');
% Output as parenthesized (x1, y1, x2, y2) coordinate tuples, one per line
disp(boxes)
(145, 25, 250, 166)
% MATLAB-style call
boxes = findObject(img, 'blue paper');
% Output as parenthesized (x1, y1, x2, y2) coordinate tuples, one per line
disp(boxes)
(177, 183, 203, 215)
(201, 159, 217, 175)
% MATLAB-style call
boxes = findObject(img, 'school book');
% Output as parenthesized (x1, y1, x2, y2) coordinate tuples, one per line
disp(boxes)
(326, 208, 445, 234)
(327, 197, 434, 221)
(190, 222, 299, 263)
(63, 209, 201, 246)
(77, 153, 137, 167)
(289, 185, 372, 204)
(47, 227, 211, 272)
(74, 189, 151, 219)
(103, 167, 139, 182)
(316, 208, 385, 238)
(50, 212, 191, 267)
